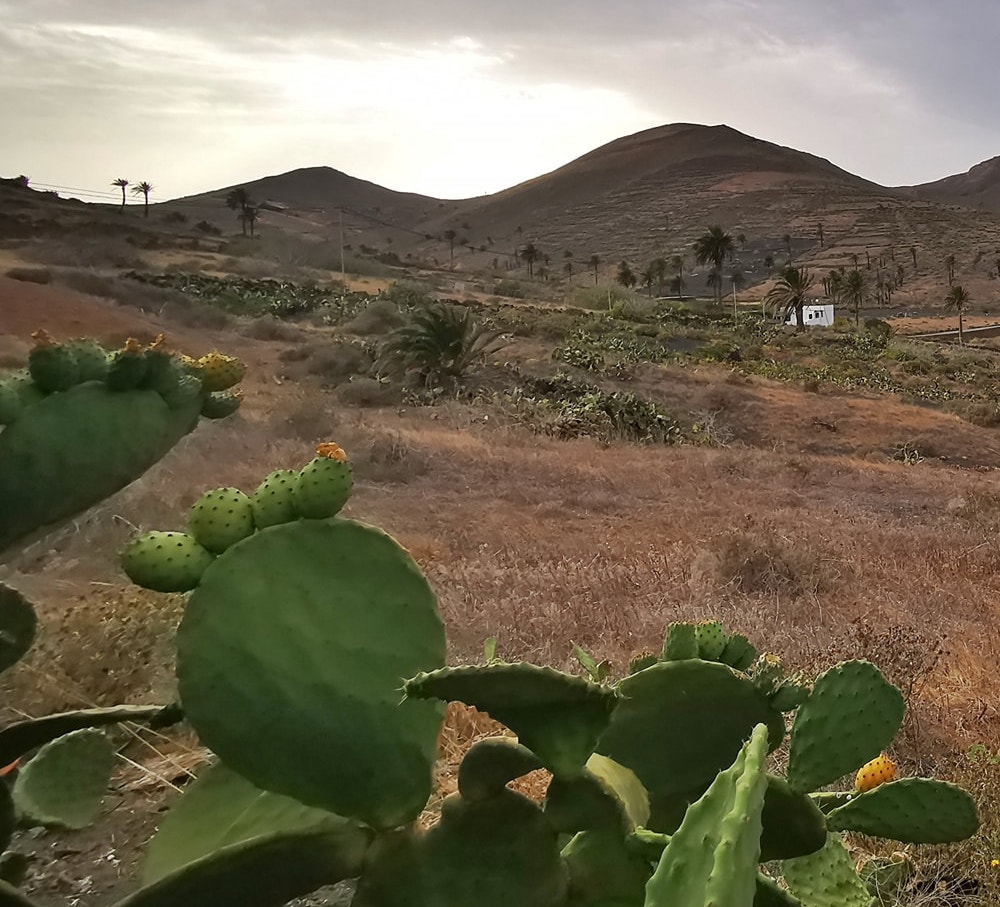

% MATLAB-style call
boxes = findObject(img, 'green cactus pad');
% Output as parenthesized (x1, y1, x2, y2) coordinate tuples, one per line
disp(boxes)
(598, 660, 784, 803)
(0, 704, 172, 766)
(250, 469, 300, 528)
(825, 778, 979, 843)
(161, 373, 202, 411)
(769, 677, 811, 712)
(628, 652, 658, 674)
(177, 518, 446, 829)
(12, 728, 115, 829)
(144, 761, 361, 884)
(68, 339, 109, 383)
(645, 723, 770, 907)
(200, 391, 241, 420)
(28, 341, 79, 393)
(750, 654, 786, 697)
(562, 830, 650, 907)
(753, 874, 802, 907)
(786, 660, 905, 793)
(759, 776, 827, 862)
(544, 772, 631, 835)
(144, 350, 183, 396)
(294, 455, 353, 519)
(405, 662, 618, 776)
(0, 584, 36, 674)
(587, 753, 650, 829)
(781, 833, 871, 907)
(114, 826, 370, 907)
(188, 487, 256, 554)
(0, 780, 14, 855)
(0, 382, 203, 554)
(0, 382, 22, 426)
(121, 531, 216, 593)
(695, 620, 727, 660)
(457, 737, 542, 801)
(106, 345, 150, 391)
(661, 622, 699, 660)
(720, 633, 757, 672)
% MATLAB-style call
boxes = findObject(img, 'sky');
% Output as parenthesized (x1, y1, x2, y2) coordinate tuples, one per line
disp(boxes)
(3, 1, 1000, 203)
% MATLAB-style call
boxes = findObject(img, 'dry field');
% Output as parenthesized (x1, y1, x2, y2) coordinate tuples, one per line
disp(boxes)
(4, 269, 1000, 903)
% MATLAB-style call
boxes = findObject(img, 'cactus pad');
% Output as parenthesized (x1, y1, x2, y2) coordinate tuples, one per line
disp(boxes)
(12, 728, 115, 829)
(0, 583, 36, 674)
(720, 633, 758, 671)
(695, 619, 727, 659)
(188, 487, 256, 554)
(0, 381, 23, 426)
(28, 333, 79, 392)
(250, 469, 300, 528)
(144, 761, 361, 884)
(200, 391, 242, 420)
(177, 518, 446, 829)
(780, 833, 871, 907)
(405, 662, 618, 776)
(759, 775, 827, 862)
(121, 531, 216, 593)
(787, 660, 905, 793)
(661, 622, 699, 660)
(457, 737, 542, 802)
(197, 352, 246, 393)
(825, 777, 979, 843)
(561, 829, 651, 906)
(294, 447, 353, 519)
(598, 660, 784, 802)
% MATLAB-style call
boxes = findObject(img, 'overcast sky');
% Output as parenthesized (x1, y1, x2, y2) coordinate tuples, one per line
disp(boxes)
(3, 1, 999, 203)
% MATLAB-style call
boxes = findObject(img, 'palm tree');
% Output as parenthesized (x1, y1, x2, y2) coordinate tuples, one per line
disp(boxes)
(945, 284, 971, 345)
(563, 259, 573, 286)
(521, 243, 539, 278)
(130, 181, 153, 218)
(670, 255, 685, 298)
(640, 263, 657, 297)
(945, 254, 956, 286)
(226, 187, 254, 236)
(763, 254, 774, 276)
(589, 254, 600, 286)
(839, 268, 871, 326)
(652, 257, 669, 298)
(443, 229, 457, 268)
(693, 226, 735, 305)
(243, 205, 260, 237)
(910, 245, 918, 273)
(765, 265, 814, 332)
(782, 234, 792, 259)
(616, 260, 636, 288)
(816, 223, 824, 247)
(737, 233, 747, 251)
(112, 178, 129, 213)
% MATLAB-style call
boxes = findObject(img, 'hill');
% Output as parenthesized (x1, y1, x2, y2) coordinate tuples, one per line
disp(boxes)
(904, 155, 1000, 213)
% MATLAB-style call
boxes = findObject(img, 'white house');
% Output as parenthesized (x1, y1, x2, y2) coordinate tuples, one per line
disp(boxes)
(785, 303, 834, 327)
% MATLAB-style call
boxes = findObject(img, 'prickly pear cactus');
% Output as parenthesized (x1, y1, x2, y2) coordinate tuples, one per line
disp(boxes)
(121, 531, 216, 593)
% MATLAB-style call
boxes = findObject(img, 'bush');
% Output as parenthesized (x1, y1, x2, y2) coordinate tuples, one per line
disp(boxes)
(336, 377, 399, 407)
(344, 299, 406, 335)
(493, 279, 527, 299)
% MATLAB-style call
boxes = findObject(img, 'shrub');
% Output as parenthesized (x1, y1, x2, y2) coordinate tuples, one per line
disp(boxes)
(336, 376, 399, 407)
(344, 299, 406, 335)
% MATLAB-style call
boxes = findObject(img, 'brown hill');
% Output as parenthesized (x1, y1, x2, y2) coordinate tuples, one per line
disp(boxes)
(904, 156, 1000, 213)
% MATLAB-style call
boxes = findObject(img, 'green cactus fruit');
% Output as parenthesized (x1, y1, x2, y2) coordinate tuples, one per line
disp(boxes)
(0, 704, 174, 767)
(117, 826, 371, 907)
(144, 761, 361, 884)
(188, 487, 256, 554)
(0, 382, 22, 426)
(457, 737, 542, 802)
(67, 338, 109, 383)
(628, 651, 658, 674)
(562, 830, 651, 907)
(197, 351, 247, 392)
(598, 660, 784, 807)
(645, 723, 770, 907)
(200, 391, 242, 420)
(121, 531, 216, 593)
(662, 622, 699, 660)
(161, 373, 203, 411)
(28, 331, 79, 393)
(825, 777, 979, 843)
(786, 660, 905, 793)
(12, 728, 115, 829)
(0, 584, 36, 675)
(781, 833, 871, 907)
(405, 662, 618, 777)
(106, 338, 150, 391)
(769, 676, 811, 712)
(250, 469, 300, 529)
(294, 445, 353, 518)
(177, 518, 446, 829)
(750, 653, 786, 697)
(720, 633, 758, 672)
(695, 620, 728, 660)
(759, 776, 827, 862)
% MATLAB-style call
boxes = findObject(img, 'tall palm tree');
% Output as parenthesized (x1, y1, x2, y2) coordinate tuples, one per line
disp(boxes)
(945, 254, 956, 287)
(652, 257, 669, 298)
(693, 226, 735, 306)
(130, 181, 153, 218)
(641, 263, 657, 297)
(945, 284, 971, 345)
(816, 223, 824, 247)
(616, 260, 636, 288)
(521, 243, 539, 278)
(782, 234, 792, 259)
(910, 245, 918, 273)
(443, 229, 457, 268)
(670, 254, 685, 298)
(839, 268, 871, 326)
(226, 187, 253, 236)
(765, 265, 814, 332)
(112, 178, 129, 213)
(589, 254, 600, 286)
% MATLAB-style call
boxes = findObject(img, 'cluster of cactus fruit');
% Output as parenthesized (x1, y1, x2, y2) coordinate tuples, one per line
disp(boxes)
(37, 444, 966, 907)
(0, 332, 246, 555)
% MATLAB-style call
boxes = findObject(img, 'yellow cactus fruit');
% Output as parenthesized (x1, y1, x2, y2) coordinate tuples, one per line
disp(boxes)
(197, 351, 246, 392)
(123, 337, 143, 353)
(148, 333, 168, 350)
(316, 442, 348, 462)
(31, 329, 56, 348)
(855, 753, 896, 793)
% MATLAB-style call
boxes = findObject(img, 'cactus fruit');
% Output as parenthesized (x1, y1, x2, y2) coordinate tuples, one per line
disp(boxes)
(662, 622, 699, 660)
(106, 338, 150, 391)
(293, 443, 353, 519)
(68, 338, 110, 383)
(695, 619, 727, 660)
(405, 662, 618, 777)
(12, 728, 115, 829)
(855, 753, 896, 793)
(201, 391, 242, 420)
(197, 352, 247, 393)
(122, 531, 216, 593)
(250, 469, 300, 529)
(28, 330, 79, 393)
(188, 488, 256, 554)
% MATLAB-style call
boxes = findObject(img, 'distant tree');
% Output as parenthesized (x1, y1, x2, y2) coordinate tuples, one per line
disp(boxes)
(945, 254, 956, 286)
(652, 257, 669, 297)
(641, 263, 657, 297)
(112, 177, 129, 213)
(782, 233, 792, 258)
(839, 268, 871, 326)
(896, 264, 905, 288)
(706, 269, 723, 299)
(616, 260, 636, 288)
(851, 253, 860, 268)
(693, 226, 735, 305)
(910, 245, 918, 273)
(737, 233, 747, 251)
(521, 242, 539, 278)
(590, 254, 601, 286)
(763, 254, 774, 275)
(226, 187, 254, 236)
(443, 229, 457, 268)
(816, 223, 824, 247)
(865, 250, 871, 270)
(130, 181, 154, 218)
(668, 274, 686, 298)
(945, 284, 971, 345)
(730, 266, 745, 294)
(563, 259, 574, 285)
(765, 265, 814, 332)
(670, 255, 685, 298)
(242, 204, 260, 237)
(826, 267, 845, 305)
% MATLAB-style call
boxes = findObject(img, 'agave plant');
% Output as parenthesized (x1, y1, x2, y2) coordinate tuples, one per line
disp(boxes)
(377, 304, 508, 388)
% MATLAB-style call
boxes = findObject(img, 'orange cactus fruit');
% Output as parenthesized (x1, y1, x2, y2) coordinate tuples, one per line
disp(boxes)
(316, 442, 348, 462)
(855, 753, 896, 793)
